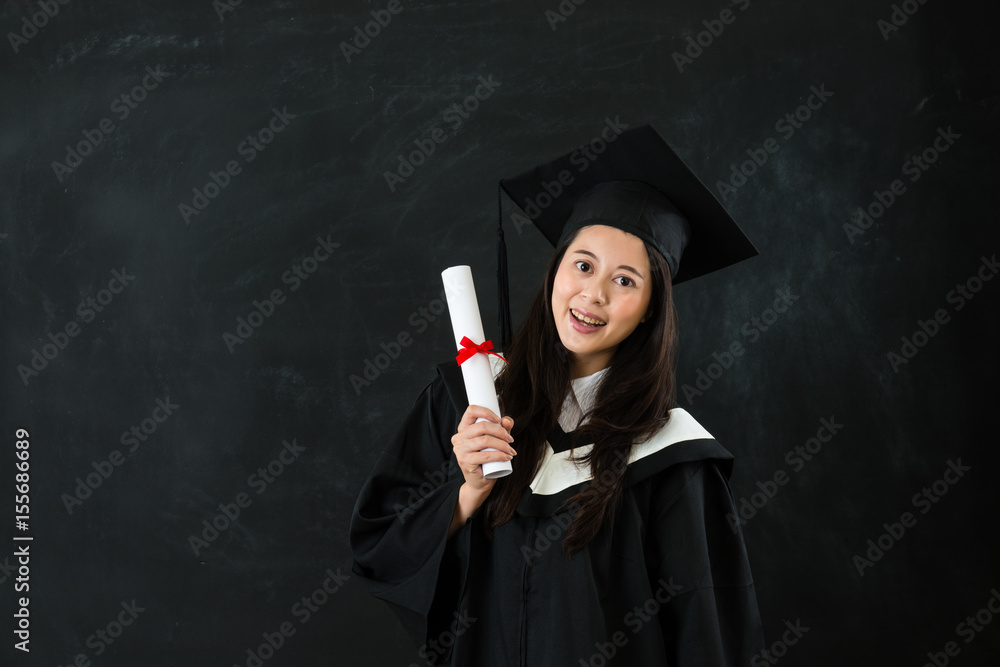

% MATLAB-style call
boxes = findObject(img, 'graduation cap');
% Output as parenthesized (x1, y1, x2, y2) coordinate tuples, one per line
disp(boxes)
(496, 123, 758, 349)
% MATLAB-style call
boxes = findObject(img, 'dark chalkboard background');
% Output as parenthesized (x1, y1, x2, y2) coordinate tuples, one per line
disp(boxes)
(2, 0, 998, 665)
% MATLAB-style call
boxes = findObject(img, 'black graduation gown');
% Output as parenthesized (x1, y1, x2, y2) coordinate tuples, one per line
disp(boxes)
(350, 360, 764, 666)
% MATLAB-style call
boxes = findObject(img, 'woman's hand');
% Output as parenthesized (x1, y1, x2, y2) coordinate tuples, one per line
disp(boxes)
(452, 405, 515, 491)
(448, 406, 515, 538)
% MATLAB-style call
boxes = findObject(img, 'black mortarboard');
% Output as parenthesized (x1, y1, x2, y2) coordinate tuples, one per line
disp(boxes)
(496, 123, 758, 349)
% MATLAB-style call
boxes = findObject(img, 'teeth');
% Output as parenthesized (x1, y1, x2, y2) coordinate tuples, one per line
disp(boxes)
(571, 309, 606, 326)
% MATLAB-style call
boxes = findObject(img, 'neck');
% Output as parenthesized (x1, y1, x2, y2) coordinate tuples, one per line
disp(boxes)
(569, 353, 611, 380)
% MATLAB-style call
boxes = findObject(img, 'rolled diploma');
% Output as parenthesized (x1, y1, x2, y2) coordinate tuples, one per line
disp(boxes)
(441, 265, 512, 479)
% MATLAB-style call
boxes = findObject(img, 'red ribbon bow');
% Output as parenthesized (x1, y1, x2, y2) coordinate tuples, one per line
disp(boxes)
(456, 336, 508, 366)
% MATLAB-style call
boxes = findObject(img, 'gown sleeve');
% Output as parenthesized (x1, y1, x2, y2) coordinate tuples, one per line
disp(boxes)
(646, 459, 765, 665)
(349, 374, 472, 661)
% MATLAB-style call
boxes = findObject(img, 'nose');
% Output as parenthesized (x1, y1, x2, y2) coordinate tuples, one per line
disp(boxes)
(582, 278, 607, 304)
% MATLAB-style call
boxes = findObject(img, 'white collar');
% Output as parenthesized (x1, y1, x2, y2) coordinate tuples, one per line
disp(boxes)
(489, 356, 608, 428)
(569, 366, 609, 416)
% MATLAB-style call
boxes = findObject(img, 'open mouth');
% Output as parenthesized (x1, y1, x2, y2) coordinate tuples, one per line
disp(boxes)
(570, 308, 607, 327)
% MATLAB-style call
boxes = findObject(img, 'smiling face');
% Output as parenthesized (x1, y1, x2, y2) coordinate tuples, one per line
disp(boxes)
(550, 225, 654, 379)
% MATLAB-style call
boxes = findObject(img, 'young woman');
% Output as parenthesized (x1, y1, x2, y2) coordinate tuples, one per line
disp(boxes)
(351, 126, 764, 666)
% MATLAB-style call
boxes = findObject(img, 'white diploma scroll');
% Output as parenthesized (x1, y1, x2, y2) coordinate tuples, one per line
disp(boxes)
(441, 265, 513, 479)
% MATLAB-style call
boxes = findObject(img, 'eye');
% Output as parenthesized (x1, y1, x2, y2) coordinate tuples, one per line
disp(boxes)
(574, 260, 592, 273)
(616, 276, 635, 288)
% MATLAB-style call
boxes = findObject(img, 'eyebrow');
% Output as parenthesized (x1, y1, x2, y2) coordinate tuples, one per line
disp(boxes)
(572, 249, 646, 280)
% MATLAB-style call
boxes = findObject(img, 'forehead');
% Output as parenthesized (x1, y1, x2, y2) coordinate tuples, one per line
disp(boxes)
(566, 225, 649, 264)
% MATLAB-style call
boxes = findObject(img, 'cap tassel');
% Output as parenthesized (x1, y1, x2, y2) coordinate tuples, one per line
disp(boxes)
(497, 180, 512, 352)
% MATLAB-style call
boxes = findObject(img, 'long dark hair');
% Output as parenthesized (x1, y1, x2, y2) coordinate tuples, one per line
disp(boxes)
(488, 225, 679, 557)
